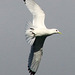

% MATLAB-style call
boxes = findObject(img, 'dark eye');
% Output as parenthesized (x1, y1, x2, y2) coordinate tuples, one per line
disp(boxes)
(56, 30, 58, 31)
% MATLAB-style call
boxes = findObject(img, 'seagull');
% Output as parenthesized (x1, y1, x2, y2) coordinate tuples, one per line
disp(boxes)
(23, 0, 61, 75)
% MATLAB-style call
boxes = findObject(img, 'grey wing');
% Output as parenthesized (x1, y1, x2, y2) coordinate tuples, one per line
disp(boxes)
(28, 36, 46, 74)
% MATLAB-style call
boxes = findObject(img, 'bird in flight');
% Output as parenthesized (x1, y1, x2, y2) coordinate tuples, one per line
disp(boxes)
(23, 0, 61, 75)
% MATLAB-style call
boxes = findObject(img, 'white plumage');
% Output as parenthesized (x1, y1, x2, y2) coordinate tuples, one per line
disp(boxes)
(23, 0, 61, 75)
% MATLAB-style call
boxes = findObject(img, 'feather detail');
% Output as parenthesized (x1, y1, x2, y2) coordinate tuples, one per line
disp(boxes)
(28, 36, 46, 74)
(25, 22, 36, 45)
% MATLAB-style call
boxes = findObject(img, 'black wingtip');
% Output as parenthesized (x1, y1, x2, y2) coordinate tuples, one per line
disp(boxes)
(23, 0, 26, 4)
(23, 0, 26, 2)
(28, 66, 36, 75)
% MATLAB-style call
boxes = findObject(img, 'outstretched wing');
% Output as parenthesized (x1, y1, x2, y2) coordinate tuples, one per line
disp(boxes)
(24, 0, 46, 28)
(28, 36, 46, 75)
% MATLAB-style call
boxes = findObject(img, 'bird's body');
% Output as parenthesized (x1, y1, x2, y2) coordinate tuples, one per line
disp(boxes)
(23, 0, 61, 75)
(26, 27, 55, 36)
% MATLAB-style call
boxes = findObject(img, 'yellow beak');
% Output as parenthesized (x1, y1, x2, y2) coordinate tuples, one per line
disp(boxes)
(58, 32, 62, 34)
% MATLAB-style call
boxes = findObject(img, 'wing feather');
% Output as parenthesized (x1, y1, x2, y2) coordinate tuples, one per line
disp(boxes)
(24, 0, 46, 28)
(28, 36, 46, 74)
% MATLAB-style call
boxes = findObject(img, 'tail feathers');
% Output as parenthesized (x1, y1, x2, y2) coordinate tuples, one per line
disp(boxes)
(25, 22, 36, 45)
(25, 33, 35, 45)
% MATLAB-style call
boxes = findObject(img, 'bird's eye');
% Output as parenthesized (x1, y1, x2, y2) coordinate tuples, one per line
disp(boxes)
(56, 30, 58, 31)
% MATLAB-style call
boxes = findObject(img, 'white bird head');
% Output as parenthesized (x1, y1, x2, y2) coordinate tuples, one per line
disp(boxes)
(49, 29, 62, 35)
